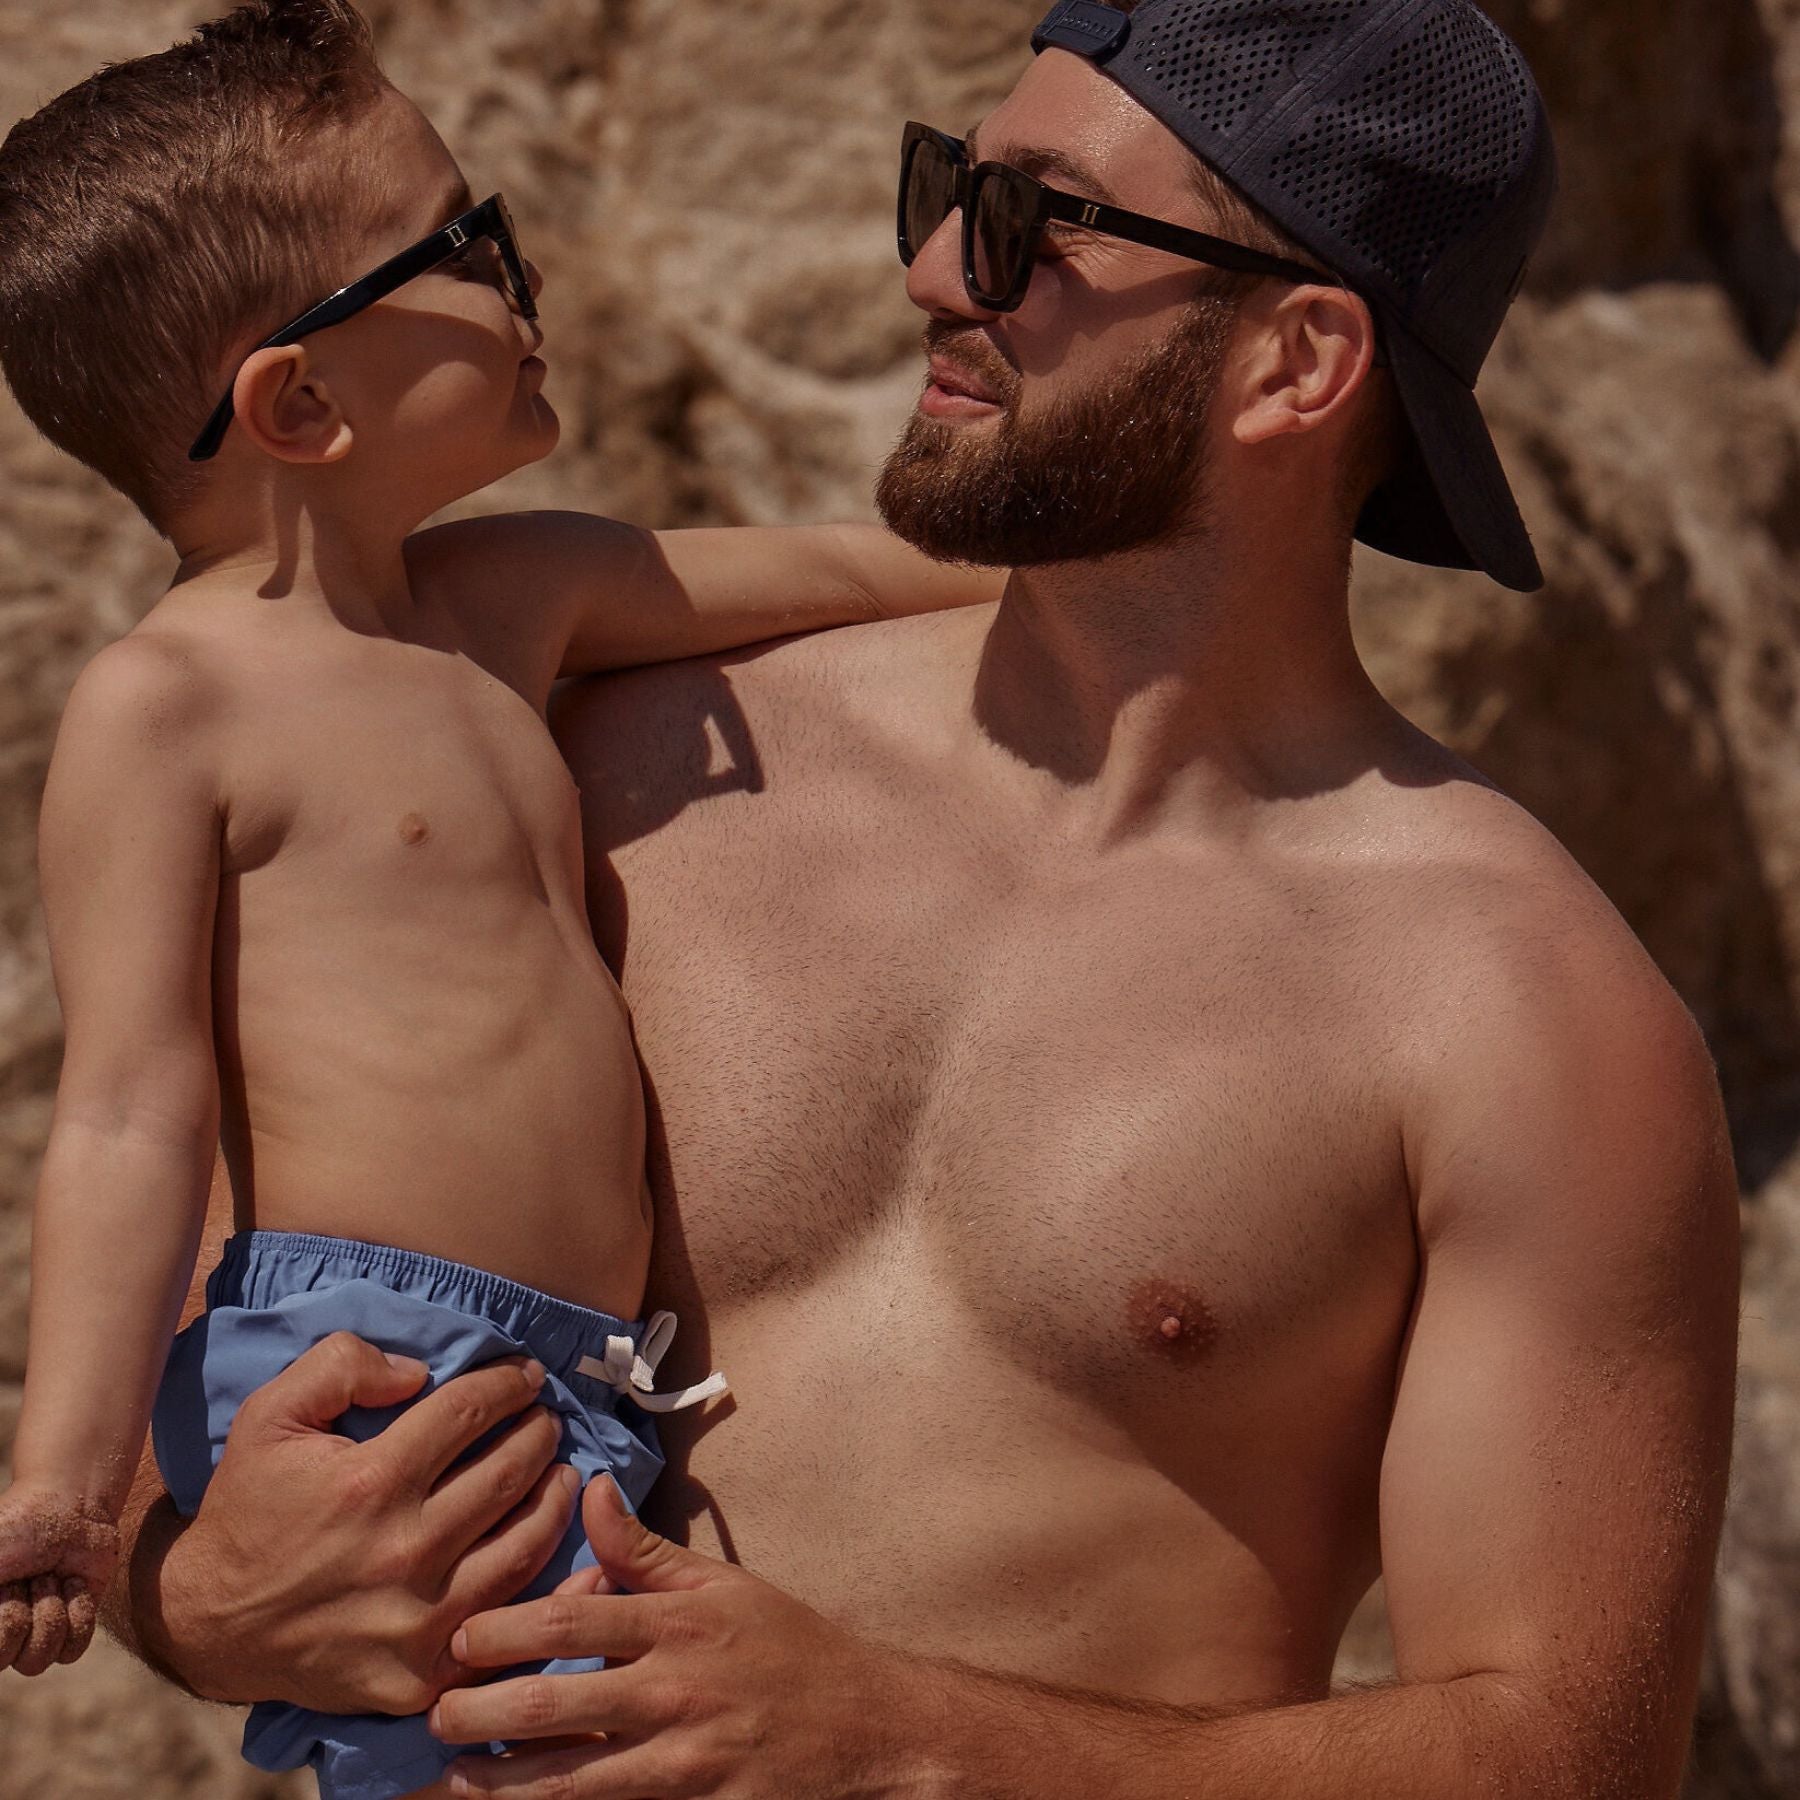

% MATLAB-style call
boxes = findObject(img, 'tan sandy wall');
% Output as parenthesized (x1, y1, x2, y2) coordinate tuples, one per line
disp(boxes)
(0, 3, 1797, 1795)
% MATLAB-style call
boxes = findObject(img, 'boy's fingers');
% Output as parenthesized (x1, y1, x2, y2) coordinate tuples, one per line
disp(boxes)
(57, 1577, 97, 1664)
(0, 1580, 29, 1666)
(375, 1359, 547, 1491)
(17, 1574, 67, 1676)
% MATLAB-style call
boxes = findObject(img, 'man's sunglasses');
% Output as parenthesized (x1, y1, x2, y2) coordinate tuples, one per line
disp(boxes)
(188, 192, 537, 463)
(897, 121, 1329, 313)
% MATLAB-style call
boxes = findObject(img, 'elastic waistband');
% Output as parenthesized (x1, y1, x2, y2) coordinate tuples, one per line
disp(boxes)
(211, 1230, 640, 1373)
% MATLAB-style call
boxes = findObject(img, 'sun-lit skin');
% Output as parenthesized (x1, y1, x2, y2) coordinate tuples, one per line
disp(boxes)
(110, 47, 1736, 1800)
(0, 74, 1002, 1681)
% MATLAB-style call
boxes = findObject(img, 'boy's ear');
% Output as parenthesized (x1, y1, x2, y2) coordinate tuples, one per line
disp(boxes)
(1230, 285, 1379, 449)
(231, 344, 354, 466)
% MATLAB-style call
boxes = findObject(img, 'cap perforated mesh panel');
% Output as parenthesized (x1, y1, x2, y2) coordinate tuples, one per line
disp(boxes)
(1130, 2, 1364, 143)
(1118, 1, 1533, 304)
(1263, 4, 1530, 297)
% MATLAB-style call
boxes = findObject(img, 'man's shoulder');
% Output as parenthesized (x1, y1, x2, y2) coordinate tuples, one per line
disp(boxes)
(1366, 760, 1715, 1166)
(553, 605, 980, 767)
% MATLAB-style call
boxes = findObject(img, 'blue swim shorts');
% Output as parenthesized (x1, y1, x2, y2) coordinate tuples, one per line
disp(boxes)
(153, 1230, 718, 1800)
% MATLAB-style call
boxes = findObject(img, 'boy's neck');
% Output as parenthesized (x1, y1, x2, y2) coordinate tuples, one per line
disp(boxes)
(171, 488, 425, 636)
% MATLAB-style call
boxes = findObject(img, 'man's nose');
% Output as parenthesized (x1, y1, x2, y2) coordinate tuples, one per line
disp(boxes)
(904, 212, 1001, 323)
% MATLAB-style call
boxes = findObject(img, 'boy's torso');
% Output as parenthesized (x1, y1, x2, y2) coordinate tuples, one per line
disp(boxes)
(562, 606, 1614, 1706)
(143, 561, 651, 1317)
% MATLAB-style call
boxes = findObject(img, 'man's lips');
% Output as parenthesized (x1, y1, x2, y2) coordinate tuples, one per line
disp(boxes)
(923, 354, 1003, 416)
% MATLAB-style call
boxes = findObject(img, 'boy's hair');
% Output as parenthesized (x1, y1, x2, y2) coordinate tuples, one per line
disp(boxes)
(0, 2, 390, 532)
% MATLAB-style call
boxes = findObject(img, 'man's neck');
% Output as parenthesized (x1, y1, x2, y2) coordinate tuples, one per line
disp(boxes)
(967, 525, 1405, 846)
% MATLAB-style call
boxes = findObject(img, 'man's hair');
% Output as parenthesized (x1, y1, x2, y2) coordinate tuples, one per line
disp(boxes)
(0, 1, 391, 531)
(1106, 0, 1399, 520)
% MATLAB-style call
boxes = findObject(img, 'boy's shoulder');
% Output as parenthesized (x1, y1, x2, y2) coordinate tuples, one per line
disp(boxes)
(60, 620, 232, 751)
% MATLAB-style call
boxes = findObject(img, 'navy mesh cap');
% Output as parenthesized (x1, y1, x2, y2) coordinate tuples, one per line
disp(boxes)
(1031, 0, 1557, 592)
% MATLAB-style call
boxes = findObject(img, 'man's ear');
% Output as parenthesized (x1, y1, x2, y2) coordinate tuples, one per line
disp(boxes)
(231, 344, 354, 466)
(1231, 286, 1379, 448)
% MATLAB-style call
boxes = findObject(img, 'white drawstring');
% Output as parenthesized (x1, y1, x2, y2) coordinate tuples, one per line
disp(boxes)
(575, 1311, 728, 1413)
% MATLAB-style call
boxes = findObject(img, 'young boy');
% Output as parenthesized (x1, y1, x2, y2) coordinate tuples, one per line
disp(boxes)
(0, 2, 992, 1793)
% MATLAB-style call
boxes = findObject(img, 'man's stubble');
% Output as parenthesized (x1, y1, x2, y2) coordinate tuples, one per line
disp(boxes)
(875, 299, 1236, 569)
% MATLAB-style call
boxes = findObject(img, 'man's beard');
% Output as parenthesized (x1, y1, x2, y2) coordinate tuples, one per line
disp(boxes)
(875, 301, 1234, 568)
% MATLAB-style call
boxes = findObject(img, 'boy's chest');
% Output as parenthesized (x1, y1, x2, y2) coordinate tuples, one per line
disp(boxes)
(224, 650, 582, 897)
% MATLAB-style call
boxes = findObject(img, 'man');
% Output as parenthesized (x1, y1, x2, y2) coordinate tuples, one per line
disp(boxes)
(116, 4, 1739, 1795)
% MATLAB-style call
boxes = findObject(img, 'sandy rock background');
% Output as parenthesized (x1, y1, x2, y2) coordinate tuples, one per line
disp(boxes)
(0, 0, 1797, 1794)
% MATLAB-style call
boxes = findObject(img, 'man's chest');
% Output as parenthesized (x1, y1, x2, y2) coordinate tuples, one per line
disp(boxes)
(612, 788, 1415, 1402)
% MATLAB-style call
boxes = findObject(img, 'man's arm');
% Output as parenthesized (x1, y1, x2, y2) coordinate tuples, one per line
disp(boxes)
(407, 512, 1003, 692)
(426, 912, 1739, 1799)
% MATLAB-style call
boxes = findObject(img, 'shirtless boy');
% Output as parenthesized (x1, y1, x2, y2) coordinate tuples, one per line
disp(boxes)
(0, 3, 992, 1795)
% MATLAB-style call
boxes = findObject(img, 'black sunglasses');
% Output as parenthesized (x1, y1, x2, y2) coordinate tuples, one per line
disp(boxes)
(188, 192, 537, 463)
(897, 121, 1330, 312)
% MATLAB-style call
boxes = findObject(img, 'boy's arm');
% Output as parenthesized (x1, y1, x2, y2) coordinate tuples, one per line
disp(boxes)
(0, 635, 224, 1673)
(408, 513, 1003, 690)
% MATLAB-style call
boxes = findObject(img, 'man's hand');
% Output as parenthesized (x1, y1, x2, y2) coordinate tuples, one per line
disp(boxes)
(141, 1331, 579, 1715)
(430, 1480, 924, 1799)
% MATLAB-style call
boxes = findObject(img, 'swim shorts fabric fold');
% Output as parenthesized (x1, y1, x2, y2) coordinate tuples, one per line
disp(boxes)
(153, 1229, 668, 1800)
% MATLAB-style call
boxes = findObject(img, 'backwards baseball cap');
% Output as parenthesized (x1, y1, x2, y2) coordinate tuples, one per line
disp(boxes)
(1031, 0, 1557, 592)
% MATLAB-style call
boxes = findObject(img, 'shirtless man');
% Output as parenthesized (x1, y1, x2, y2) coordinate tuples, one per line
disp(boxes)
(116, 4, 1739, 1796)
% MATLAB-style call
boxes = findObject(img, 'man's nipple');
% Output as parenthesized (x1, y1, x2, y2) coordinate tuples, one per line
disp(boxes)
(398, 812, 431, 846)
(1126, 1277, 1219, 1364)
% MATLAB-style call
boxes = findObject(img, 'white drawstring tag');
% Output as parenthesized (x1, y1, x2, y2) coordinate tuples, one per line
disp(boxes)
(575, 1310, 729, 1413)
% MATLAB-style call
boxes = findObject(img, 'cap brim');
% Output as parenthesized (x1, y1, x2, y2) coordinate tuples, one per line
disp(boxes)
(1355, 320, 1544, 594)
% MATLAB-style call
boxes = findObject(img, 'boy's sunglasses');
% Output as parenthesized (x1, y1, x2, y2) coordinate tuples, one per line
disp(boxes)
(897, 121, 1330, 313)
(188, 192, 537, 463)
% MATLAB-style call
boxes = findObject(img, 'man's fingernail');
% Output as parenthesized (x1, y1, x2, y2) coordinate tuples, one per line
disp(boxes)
(452, 1627, 469, 1661)
(384, 1352, 421, 1372)
(448, 1770, 470, 1797)
(560, 1465, 581, 1497)
(523, 1359, 546, 1387)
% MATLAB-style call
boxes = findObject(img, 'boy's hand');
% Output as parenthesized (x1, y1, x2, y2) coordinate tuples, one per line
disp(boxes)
(0, 1484, 119, 1674)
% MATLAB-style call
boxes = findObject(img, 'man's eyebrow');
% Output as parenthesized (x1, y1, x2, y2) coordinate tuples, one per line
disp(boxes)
(962, 124, 1122, 208)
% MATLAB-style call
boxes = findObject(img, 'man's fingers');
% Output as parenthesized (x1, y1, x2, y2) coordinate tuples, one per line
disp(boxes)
(582, 1477, 715, 1595)
(434, 1659, 662, 1745)
(57, 1577, 97, 1664)
(15, 1574, 68, 1676)
(420, 1404, 563, 1559)
(453, 1591, 664, 1672)
(372, 1358, 547, 1490)
(552, 1563, 614, 1600)
(0, 1580, 29, 1666)
(237, 1331, 430, 1439)
(436, 1461, 582, 1652)
(446, 1740, 641, 1799)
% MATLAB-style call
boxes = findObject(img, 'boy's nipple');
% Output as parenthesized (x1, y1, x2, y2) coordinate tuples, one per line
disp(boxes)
(398, 812, 431, 846)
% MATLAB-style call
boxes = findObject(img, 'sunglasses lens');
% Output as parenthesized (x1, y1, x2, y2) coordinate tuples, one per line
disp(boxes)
(970, 167, 1034, 305)
(901, 135, 959, 264)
